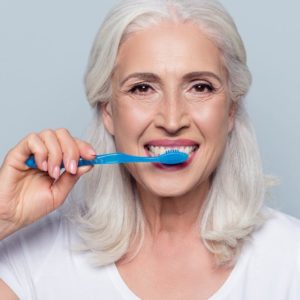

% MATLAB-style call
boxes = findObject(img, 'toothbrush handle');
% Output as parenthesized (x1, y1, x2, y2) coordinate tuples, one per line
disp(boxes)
(86, 153, 153, 165)
(25, 153, 154, 169)
(25, 155, 93, 169)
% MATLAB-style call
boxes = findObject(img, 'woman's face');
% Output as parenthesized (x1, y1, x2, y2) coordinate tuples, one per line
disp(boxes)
(102, 21, 235, 198)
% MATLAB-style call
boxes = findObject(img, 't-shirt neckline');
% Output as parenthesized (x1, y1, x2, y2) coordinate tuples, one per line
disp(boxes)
(208, 245, 250, 299)
(107, 263, 140, 299)
(106, 246, 250, 300)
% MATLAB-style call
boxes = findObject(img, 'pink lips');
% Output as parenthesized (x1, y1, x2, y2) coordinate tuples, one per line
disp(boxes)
(144, 139, 199, 171)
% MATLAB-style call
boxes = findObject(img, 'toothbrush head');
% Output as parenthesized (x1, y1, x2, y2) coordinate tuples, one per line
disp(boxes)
(157, 150, 189, 165)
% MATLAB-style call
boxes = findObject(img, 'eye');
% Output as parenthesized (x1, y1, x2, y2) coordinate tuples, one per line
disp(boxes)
(191, 82, 215, 93)
(128, 83, 153, 95)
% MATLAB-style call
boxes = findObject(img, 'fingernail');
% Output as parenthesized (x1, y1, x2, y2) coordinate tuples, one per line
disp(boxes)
(53, 166, 60, 180)
(42, 161, 48, 172)
(69, 160, 77, 174)
(88, 148, 96, 156)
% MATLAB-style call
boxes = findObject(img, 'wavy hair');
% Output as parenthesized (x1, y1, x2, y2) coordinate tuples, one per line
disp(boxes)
(69, 0, 270, 267)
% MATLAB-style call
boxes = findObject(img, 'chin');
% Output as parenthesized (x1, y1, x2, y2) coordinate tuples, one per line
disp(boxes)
(141, 178, 197, 198)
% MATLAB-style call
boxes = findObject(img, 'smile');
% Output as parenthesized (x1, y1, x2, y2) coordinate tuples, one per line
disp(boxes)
(144, 140, 199, 171)
(144, 139, 200, 160)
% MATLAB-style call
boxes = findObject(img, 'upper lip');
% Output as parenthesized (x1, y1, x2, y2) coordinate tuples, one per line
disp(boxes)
(144, 139, 199, 147)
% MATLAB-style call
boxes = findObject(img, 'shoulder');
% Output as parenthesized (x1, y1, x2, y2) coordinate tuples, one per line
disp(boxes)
(0, 210, 73, 298)
(247, 206, 300, 267)
(1, 209, 64, 249)
(0, 211, 123, 299)
(222, 208, 300, 298)
(255, 206, 300, 242)
(0, 209, 73, 274)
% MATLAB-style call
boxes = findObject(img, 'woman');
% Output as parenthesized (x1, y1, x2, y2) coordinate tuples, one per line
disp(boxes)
(0, 0, 299, 299)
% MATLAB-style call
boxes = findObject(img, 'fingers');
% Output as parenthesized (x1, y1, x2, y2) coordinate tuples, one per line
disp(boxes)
(56, 128, 79, 175)
(56, 128, 96, 176)
(39, 129, 63, 179)
(5, 133, 48, 172)
(51, 165, 93, 210)
(74, 138, 97, 160)
(40, 128, 96, 179)
(5, 128, 96, 180)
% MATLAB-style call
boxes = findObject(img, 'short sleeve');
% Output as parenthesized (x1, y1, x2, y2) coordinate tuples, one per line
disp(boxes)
(0, 231, 35, 299)
(0, 211, 62, 300)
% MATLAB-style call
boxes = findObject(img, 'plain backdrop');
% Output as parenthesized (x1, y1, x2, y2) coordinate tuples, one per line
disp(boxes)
(0, 1, 299, 218)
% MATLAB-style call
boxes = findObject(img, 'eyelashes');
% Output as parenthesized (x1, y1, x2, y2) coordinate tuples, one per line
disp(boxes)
(125, 81, 218, 99)
(128, 83, 154, 95)
(189, 82, 216, 94)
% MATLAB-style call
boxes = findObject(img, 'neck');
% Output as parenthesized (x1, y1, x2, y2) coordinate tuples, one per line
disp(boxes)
(137, 180, 210, 240)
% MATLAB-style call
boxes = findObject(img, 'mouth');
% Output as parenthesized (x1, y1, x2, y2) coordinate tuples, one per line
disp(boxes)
(144, 139, 199, 170)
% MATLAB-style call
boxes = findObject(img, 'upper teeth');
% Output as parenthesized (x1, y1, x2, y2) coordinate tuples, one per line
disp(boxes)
(147, 145, 197, 156)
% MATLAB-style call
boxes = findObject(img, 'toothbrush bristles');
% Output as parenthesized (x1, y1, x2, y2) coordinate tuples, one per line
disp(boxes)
(161, 149, 188, 164)
(165, 149, 179, 153)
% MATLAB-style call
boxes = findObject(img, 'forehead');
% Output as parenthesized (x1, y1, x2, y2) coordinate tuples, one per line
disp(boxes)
(115, 21, 225, 79)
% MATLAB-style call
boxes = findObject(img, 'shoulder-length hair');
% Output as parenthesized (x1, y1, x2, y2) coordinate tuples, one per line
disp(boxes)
(68, 0, 270, 267)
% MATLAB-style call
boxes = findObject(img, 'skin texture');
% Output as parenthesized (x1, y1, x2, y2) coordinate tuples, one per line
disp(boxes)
(101, 21, 236, 299)
(0, 129, 95, 298)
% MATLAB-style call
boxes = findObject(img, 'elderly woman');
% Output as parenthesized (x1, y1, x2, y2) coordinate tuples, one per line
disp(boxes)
(0, 0, 299, 299)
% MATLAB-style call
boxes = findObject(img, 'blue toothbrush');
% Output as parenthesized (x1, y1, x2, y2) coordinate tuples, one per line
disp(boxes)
(25, 150, 188, 169)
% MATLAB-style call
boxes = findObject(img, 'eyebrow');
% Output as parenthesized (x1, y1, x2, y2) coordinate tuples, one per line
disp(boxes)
(120, 73, 161, 86)
(120, 71, 223, 86)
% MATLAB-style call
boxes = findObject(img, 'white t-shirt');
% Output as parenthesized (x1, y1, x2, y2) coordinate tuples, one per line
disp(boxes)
(0, 207, 300, 300)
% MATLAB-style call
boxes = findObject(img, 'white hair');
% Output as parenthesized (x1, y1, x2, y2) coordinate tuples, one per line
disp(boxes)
(68, 0, 271, 267)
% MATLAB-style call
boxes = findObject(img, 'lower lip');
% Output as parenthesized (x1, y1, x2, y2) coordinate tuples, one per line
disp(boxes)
(144, 147, 197, 171)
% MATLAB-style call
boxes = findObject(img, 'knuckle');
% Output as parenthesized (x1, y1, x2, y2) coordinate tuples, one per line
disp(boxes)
(35, 148, 48, 157)
(40, 129, 55, 138)
(4, 148, 15, 161)
(26, 132, 40, 148)
(56, 128, 70, 136)
(26, 132, 38, 141)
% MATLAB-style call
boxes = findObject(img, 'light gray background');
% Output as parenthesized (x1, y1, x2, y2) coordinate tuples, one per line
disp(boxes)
(0, 1, 299, 218)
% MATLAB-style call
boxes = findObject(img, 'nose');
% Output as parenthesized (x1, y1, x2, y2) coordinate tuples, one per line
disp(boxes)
(154, 92, 191, 134)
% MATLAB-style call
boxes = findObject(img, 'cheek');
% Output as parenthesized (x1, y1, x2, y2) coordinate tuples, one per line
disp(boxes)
(192, 101, 231, 142)
(112, 101, 153, 149)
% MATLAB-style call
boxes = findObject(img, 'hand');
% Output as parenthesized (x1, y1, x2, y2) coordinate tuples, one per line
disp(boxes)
(0, 128, 96, 240)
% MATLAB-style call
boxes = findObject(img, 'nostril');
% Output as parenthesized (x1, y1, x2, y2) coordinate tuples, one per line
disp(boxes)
(154, 106, 191, 133)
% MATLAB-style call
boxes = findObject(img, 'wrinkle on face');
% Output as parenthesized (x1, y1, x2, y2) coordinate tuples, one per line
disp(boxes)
(114, 21, 226, 87)
(102, 21, 234, 225)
